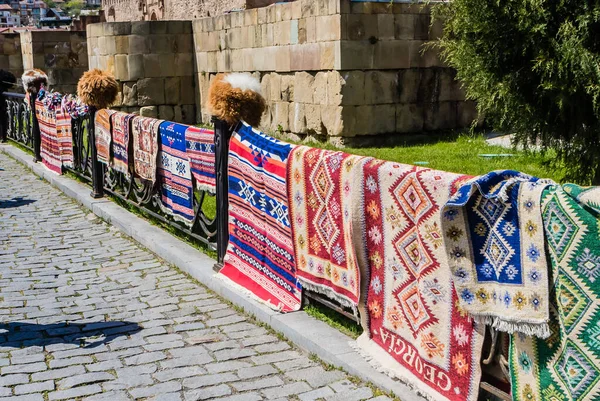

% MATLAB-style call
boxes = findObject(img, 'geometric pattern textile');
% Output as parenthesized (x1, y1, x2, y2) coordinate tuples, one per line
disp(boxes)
(288, 146, 370, 314)
(56, 104, 73, 169)
(35, 99, 62, 174)
(218, 122, 301, 312)
(510, 184, 600, 401)
(110, 112, 134, 177)
(157, 121, 195, 226)
(185, 126, 216, 194)
(443, 170, 553, 338)
(357, 160, 484, 401)
(94, 109, 116, 165)
(131, 116, 163, 185)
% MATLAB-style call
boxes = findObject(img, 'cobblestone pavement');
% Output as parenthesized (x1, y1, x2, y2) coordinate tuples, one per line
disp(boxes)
(0, 153, 392, 401)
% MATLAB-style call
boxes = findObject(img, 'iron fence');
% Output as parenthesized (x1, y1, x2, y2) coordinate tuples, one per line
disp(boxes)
(0, 90, 510, 400)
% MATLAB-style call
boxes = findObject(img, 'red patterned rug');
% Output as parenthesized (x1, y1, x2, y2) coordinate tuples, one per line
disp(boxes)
(94, 109, 116, 165)
(288, 146, 370, 314)
(131, 116, 163, 184)
(35, 99, 61, 174)
(356, 160, 484, 401)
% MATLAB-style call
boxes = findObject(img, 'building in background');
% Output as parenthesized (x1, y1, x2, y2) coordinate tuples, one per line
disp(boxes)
(0, 4, 20, 27)
(15, 0, 46, 26)
(39, 7, 71, 27)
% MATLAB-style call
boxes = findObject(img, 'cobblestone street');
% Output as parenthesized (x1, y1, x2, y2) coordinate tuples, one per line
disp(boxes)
(0, 153, 390, 401)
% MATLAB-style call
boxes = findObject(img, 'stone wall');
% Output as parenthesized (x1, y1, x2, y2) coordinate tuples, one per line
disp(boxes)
(87, 21, 195, 123)
(103, 0, 247, 23)
(20, 31, 88, 95)
(193, 0, 477, 143)
(0, 33, 24, 90)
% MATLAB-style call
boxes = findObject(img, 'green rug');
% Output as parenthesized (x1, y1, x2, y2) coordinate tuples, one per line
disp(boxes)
(510, 184, 600, 401)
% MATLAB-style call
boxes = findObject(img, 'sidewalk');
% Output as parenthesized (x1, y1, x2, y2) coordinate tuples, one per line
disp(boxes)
(0, 149, 413, 401)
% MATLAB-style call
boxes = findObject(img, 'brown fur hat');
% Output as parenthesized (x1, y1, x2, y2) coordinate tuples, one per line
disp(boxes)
(206, 73, 266, 128)
(77, 69, 119, 109)
(21, 69, 48, 94)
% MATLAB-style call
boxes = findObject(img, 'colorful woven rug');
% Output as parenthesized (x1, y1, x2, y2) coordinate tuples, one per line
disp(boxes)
(131, 116, 163, 185)
(94, 109, 115, 165)
(157, 121, 195, 226)
(288, 146, 369, 313)
(357, 160, 484, 401)
(185, 126, 216, 194)
(510, 184, 600, 401)
(56, 104, 73, 169)
(442, 170, 553, 338)
(35, 99, 61, 174)
(110, 112, 134, 177)
(218, 122, 301, 312)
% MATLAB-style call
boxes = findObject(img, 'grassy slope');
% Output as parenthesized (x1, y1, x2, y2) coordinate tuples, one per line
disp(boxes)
(294, 134, 565, 183)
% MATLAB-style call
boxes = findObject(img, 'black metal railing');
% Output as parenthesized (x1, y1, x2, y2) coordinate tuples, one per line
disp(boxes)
(2, 92, 34, 151)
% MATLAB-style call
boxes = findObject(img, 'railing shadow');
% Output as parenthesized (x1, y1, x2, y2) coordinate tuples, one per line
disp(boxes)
(0, 321, 142, 348)
(0, 197, 37, 209)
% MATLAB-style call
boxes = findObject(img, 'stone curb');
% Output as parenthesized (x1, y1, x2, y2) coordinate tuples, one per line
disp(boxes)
(1, 143, 424, 401)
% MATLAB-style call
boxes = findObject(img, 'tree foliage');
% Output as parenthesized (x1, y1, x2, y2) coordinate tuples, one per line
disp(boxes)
(62, 0, 85, 16)
(434, 0, 600, 184)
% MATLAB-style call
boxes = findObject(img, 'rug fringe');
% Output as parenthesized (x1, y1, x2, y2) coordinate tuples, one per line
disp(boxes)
(194, 183, 216, 195)
(474, 315, 551, 339)
(298, 278, 358, 317)
(351, 335, 445, 401)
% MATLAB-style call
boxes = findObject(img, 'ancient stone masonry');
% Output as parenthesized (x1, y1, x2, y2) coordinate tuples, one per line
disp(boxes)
(0, 33, 24, 89)
(20, 31, 88, 95)
(87, 21, 196, 123)
(193, 0, 478, 143)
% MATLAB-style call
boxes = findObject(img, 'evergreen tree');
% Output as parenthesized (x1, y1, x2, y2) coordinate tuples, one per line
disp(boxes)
(434, 0, 600, 184)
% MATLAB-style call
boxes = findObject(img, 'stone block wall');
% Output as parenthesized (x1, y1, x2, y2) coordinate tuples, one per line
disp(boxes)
(87, 21, 196, 123)
(20, 31, 88, 95)
(193, 0, 477, 143)
(0, 33, 24, 90)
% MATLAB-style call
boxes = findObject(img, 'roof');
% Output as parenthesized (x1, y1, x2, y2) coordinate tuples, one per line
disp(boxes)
(0, 4, 13, 10)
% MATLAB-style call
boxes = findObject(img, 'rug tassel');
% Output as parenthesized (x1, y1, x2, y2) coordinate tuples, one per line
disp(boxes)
(474, 315, 551, 339)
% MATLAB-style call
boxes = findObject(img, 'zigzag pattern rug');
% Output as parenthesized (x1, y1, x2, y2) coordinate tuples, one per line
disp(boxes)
(185, 126, 216, 194)
(357, 160, 484, 401)
(288, 146, 369, 313)
(157, 122, 195, 226)
(510, 184, 600, 401)
(443, 171, 553, 338)
(218, 122, 301, 312)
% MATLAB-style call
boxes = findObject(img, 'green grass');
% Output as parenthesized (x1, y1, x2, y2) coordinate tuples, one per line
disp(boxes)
(304, 303, 363, 339)
(283, 133, 566, 183)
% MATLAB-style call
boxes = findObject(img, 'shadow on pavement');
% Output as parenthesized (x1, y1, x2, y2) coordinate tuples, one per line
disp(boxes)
(0, 321, 142, 348)
(0, 197, 37, 209)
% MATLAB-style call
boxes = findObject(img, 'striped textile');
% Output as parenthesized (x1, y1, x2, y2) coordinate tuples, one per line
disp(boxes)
(131, 116, 163, 184)
(157, 121, 195, 226)
(185, 126, 216, 194)
(110, 112, 134, 176)
(94, 109, 116, 165)
(218, 122, 302, 312)
(56, 104, 73, 169)
(35, 99, 61, 174)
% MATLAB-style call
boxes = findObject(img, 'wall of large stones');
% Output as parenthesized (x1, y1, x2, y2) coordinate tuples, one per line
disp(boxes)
(87, 21, 195, 123)
(102, 0, 247, 22)
(194, 0, 477, 141)
(0, 33, 24, 90)
(20, 31, 88, 95)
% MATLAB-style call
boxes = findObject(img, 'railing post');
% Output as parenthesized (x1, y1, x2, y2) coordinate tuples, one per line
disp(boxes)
(88, 107, 104, 199)
(30, 90, 42, 162)
(213, 117, 233, 271)
(0, 92, 7, 143)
